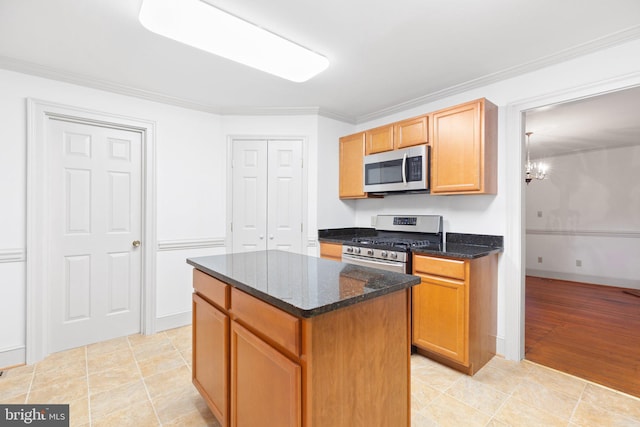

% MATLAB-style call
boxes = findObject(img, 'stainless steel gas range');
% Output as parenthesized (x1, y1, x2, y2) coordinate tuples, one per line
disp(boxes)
(341, 215, 443, 273)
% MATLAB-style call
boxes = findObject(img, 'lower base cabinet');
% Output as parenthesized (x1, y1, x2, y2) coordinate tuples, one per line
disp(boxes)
(231, 322, 301, 427)
(412, 253, 497, 375)
(192, 293, 229, 426)
(192, 268, 411, 427)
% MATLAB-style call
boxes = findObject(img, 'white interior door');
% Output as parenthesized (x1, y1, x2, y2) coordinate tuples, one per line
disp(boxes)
(48, 118, 142, 352)
(232, 139, 303, 254)
(267, 140, 302, 252)
(232, 140, 268, 252)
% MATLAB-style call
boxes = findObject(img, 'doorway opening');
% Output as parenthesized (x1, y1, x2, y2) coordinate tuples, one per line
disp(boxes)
(522, 87, 640, 397)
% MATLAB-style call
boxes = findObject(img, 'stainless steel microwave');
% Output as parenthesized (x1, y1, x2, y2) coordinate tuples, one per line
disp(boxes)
(363, 145, 429, 194)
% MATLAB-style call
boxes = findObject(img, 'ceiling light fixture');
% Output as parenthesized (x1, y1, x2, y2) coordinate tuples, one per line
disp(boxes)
(524, 132, 548, 184)
(138, 0, 329, 82)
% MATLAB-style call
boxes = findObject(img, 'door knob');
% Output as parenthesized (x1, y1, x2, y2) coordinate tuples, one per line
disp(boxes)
(132, 240, 141, 247)
(269, 235, 274, 240)
(259, 235, 264, 240)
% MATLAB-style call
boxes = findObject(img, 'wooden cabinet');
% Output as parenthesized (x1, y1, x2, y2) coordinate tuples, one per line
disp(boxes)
(365, 124, 394, 154)
(193, 293, 230, 426)
(231, 322, 301, 427)
(193, 268, 411, 427)
(412, 253, 498, 375)
(430, 98, 497, 194)
(395, 115, 429, 149)
(319, 242, 342, 261)
(339, 132, 367, 199)
(365, 115, 429, 154)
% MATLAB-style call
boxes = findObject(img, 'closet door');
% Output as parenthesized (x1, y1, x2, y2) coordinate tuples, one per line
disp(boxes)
(232, 140, 268, 252)
(232, 139, 303, 254)
(267, 140, 302, 253)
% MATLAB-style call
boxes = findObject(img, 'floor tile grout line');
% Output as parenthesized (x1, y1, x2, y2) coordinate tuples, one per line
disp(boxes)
(24, 362, 36, 404)
(85, 345, 92, 427)
(127, 334, 163, 427)
(526, 358, 640, 403)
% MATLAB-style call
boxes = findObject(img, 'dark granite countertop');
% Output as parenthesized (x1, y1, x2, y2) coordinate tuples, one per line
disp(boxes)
(187, 250, 420, 318)
(318, 229, 503, 259)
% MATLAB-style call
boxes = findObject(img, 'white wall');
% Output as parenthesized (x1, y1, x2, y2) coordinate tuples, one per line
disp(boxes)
(317, 116, 358, 229)
(338, 37, 640, 355)
(525, 145, 640, 289)
(0, 69, 225, 365)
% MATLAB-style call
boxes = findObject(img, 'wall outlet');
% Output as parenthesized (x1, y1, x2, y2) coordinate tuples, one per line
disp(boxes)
(537, 257, 543, 263)
(537, 211, 543, 218)
(576, 260, 582, 267)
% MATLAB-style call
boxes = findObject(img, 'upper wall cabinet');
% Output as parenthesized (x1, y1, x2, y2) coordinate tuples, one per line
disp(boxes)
(339, 132, 368, 199)
(365, 115, 429, 155)
(394, 115, 429, 150)
(430, 98, 497, 195)
(365, 124, 394, 154)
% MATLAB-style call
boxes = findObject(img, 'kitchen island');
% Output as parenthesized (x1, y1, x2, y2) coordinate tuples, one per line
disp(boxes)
(187, 250, 420, 427)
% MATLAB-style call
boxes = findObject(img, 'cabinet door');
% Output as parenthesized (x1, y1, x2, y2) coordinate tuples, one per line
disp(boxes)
(193, 294, 229, 427)
(365, 124, 394, 154)
(319, 242, 342, 261)
(339, 132, 367, 199)
(431, 100, 483, 193)
(231, 321, 301, 427)
(412, 276, 467, 365)
(394, 115, 428, 149)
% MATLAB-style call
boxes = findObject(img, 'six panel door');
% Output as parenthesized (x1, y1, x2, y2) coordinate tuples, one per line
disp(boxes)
(48, 118, 142, 352)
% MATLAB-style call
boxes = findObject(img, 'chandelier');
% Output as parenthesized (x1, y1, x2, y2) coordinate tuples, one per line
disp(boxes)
(525, 132, 547, 184)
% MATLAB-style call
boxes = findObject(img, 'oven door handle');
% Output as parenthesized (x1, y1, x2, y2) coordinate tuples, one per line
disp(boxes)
(401, 152, 408, 186)
(341, 254, 407, 273)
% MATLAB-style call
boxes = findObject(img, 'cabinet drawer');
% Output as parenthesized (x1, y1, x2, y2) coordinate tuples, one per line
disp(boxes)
(231, 288, 301, 358)
(193, 269, 230, 309)
(413, 255, 466, 280)
(319, 242, 342, 260)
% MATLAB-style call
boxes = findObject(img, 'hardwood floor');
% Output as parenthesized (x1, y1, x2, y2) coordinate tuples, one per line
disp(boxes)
(525, 276, 640, 397)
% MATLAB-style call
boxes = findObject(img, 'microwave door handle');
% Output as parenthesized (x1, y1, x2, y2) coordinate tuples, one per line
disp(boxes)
(402, 152, 408, 186)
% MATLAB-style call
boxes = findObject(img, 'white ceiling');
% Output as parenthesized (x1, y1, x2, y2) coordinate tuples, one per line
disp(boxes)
(1, 0, 640, 123)
(525, 85, 640, 159)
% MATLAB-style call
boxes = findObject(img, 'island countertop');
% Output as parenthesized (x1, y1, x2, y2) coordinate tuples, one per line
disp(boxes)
(187, 249, 420, 318)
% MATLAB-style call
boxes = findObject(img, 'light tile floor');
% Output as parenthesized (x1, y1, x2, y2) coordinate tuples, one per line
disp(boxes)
(2, 326, 640, 426)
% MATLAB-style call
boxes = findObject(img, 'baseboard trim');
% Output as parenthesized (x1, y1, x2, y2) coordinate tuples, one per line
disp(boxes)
(495, 336, 505, 359)
(0, 346, 26, 369)
(526, 269, 640, 290)
(155, 311, 192, 332)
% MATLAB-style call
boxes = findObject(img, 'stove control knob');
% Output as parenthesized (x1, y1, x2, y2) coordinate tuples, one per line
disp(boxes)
(354, 247, 361, 254)
(390, 252, 398, 260)
(366, 249, 374, 256)
(381, 251, 388, 258)
(346, 246, 353, 253)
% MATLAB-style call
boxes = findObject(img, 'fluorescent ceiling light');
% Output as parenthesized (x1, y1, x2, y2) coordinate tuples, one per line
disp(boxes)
(139, 0, 329, 82)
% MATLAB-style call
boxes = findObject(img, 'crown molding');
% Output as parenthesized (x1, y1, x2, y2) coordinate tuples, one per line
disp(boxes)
(0, 55, 356, 123)
(354, 25, 640, 123)
(2, 24, 639, 125)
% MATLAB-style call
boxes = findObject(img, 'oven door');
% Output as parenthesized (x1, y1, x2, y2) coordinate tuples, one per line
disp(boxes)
(341, 253, 407, 274)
